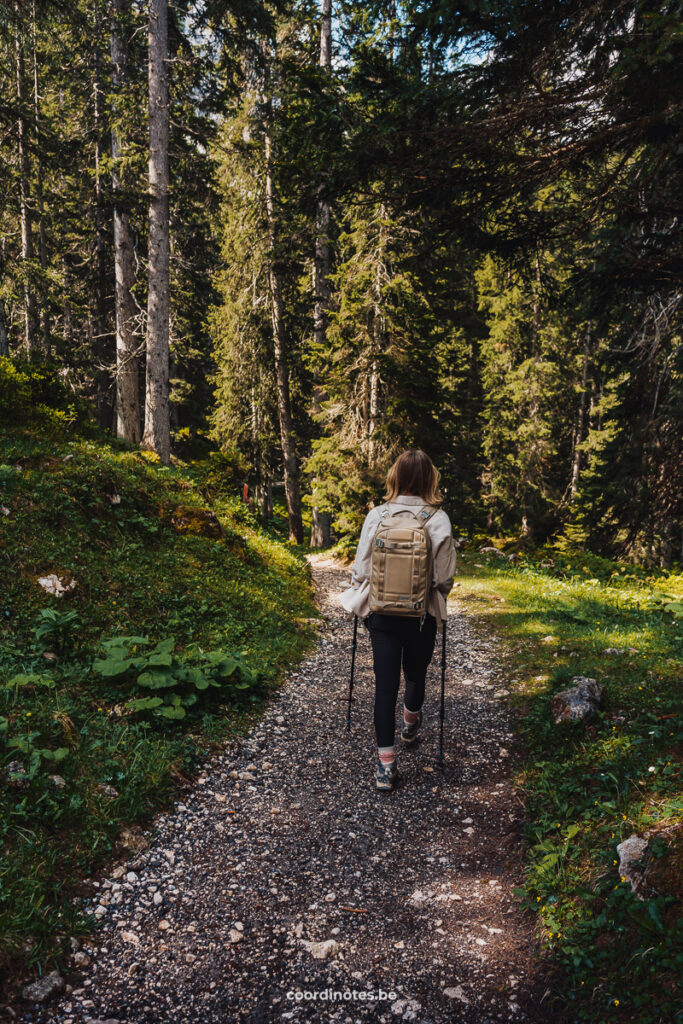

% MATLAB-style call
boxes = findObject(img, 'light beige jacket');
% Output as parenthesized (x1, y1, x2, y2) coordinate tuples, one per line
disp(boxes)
(338, 494, 457, 627)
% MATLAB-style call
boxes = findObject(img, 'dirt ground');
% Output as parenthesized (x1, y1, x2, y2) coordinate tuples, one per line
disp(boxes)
(14, 556, 549, 1024)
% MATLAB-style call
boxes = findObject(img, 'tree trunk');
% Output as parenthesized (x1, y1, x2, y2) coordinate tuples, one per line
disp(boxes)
(569, 323, 591, 499)
(368, 212, 384, 467)
(265, 120, 303, 544)
(92, 11, 111, 428)
(142, 0, 171, 463)
(310, 501, 330, 547)
(309, 0, 333, 549)
(531, 254, 541, 357)
(15, 3, 38, 358)
(0, 305, 9, 356)
(57, 87, 73, 350)
(110, 0, 141, 441)
(319, 0, 331, 68)
(368, 357, 379, 466)
(32, 1, 49, 354)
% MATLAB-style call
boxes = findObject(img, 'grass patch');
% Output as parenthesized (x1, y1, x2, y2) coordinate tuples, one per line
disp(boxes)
(0, 423, 318, 991)
(454, 549, 682, 1024)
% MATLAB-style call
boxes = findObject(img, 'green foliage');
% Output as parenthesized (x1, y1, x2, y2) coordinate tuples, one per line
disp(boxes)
(457, 556, 682, 1023)
(0, 358, 90, 430)
(193, 448, 250, 498)
(0, 421, 317, 986)
(34, 608, 81, 656)
(305, 197, 485, 538)
(92, 634, 261, 721)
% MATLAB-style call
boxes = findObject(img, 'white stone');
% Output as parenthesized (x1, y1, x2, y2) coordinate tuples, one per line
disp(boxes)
(616, 834, 650, 898)
(37, 574, 77, 597)
(302, 938, 339, 960)
(443, 985, 469, 1004)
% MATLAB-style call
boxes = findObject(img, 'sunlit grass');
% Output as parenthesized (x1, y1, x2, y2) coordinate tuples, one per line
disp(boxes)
(0, 424, 317, 988)
(454, 552, 682, 1024)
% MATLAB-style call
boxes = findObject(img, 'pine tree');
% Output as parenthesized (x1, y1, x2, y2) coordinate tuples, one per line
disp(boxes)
(142, 0, 171, 464)
(110, 0, 141, 441)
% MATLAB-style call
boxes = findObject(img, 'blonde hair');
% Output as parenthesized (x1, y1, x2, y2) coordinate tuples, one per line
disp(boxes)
(384, 449, 443, 505)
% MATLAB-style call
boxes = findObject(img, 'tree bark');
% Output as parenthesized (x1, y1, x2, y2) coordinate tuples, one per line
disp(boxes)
(319, 0, 331, 68)
(110, 0, 141, 441)
(569, 323, 591, 500)
(0, 305, 9, 356)
(142, 0, 171, 463)
(15, 2, 38, 358)
(367, 209, 384, 467)
(92, 9, 111, 427)
(265, 117, 303, 544)
(368, 357, 379, 466)
(57, 87, 73, 350)
(310, 0, 332, 549)
(32, 1, 49, 354)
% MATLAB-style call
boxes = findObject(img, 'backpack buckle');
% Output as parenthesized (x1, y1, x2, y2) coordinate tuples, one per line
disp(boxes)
(375, 537, 385, 549)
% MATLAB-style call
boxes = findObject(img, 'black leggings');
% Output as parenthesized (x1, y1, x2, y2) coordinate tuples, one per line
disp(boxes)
(366, 611, 438, 748)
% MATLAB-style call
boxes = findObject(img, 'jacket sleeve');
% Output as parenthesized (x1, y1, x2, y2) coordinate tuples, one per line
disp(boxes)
(350, 508, 379, 585)
(431, 511, 457, 597)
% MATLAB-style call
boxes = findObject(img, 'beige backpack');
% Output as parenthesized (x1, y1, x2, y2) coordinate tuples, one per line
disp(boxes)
(368, 504, 435, 617)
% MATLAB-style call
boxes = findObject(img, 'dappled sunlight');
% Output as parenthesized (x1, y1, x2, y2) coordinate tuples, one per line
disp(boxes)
(453, 555, 681, 1020)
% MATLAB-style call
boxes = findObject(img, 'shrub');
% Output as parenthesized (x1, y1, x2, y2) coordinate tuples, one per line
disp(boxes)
(0, 357, 89, 428)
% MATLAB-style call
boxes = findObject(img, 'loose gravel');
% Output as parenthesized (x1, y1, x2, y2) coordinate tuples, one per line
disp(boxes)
(15, 556, 546, 1024)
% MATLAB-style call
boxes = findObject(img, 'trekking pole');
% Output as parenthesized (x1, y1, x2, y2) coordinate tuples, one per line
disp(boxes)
(346, 614, 358, 731)
(437, 621, 447, 767)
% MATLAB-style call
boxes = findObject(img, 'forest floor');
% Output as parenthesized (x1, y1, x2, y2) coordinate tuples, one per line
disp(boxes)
(14, 556, 548, 1024)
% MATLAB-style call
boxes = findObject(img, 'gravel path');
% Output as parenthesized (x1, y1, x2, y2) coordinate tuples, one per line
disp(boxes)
(18, 557, 546, 1024)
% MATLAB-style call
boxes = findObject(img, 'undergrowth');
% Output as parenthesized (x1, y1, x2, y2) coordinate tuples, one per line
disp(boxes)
(454, 548, 682, 1024)
(0, 416, 318, 991)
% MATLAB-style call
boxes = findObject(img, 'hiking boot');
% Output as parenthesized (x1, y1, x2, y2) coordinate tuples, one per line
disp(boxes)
(401, 710, 423, 744)
(375, 758, 398, 791)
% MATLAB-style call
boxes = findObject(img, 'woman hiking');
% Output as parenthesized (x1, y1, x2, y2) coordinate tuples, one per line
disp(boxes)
(339, 449, 457, 790)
